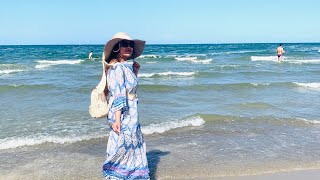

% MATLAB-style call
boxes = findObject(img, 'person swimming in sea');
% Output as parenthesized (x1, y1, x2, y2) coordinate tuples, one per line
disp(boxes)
(88, 51, 93, 61)
(276, 44, 285, 62)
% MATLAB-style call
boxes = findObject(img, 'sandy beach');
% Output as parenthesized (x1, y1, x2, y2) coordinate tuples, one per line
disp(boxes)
(1, 129, 320, 180)
(168, 170, 320, 180)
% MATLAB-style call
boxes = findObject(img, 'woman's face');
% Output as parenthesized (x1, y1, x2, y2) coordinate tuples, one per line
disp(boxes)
(119, 40, 134, 60)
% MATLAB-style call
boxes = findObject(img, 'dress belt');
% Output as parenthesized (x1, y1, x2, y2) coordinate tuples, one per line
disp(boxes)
(127, 93, 137, 100)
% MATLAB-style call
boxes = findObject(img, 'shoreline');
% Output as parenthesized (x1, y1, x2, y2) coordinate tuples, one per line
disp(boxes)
(1, 129, 320, 180)
(203, 169, 320, 180)
(165, 170, 320, 180)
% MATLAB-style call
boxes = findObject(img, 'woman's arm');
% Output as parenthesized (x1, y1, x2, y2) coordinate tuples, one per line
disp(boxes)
(133, 61, 140, 76)
(109, 64, 127, 133)
(112, 110, 121, 133)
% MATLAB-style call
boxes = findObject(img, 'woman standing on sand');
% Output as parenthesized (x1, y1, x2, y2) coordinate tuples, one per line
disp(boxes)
(101, 32, 150, 179)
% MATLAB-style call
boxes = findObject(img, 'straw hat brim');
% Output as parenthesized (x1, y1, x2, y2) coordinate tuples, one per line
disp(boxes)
(104, 38, 145, 61)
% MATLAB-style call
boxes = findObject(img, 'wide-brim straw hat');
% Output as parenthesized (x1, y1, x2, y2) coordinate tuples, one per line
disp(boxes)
(103, 32, 145, 61)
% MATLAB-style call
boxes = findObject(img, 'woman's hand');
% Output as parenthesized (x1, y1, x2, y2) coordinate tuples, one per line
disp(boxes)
(132, 61, 140, 76)
(112, 120, 120, 134)
(112, 110, 121, 134)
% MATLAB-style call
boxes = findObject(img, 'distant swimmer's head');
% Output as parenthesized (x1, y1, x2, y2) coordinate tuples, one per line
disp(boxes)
(104, 32, 145, 63)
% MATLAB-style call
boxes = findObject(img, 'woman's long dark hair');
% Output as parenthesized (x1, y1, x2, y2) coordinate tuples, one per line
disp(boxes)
(106, 43, 121, 63)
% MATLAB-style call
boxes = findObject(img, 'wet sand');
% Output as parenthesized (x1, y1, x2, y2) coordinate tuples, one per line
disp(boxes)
(1, 130, 320, 180)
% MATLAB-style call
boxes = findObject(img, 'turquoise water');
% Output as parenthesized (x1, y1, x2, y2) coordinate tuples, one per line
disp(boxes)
(1, 43, 320, 177)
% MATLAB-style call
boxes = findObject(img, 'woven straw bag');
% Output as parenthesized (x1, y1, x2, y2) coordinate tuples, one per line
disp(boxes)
(89, 60, 114, 118)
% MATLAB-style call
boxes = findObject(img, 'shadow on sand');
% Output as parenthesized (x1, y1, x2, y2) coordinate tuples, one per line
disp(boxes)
(147, 149, 170, 180)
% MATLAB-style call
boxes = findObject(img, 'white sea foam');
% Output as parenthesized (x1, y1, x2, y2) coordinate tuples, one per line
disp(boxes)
(185, 54, 207, 57)
(166, 55, 178, 58)
(251, 56, 278, 61)
(0, 133, 106, 150)
(175, 57, 212, 64)
(287, 59, 320, 64)
(318, 49, 320, 52)
(251, 83, 271, 86)
(138, 71, 196, 78)
(297, 118, 320, 124)
(138, 55, 160, 59)
(142, 116, 205, 134)
(216, 64, 242, 69)
(9, 84, 23, 87)
(0, 116, 205, 150)
(175, 57, 198, 61)
(138, 73, 154, 78)
(251, 56, 320, 64)
(193, 59, 212, 64)
(294, 82, 320, 89)
(0, 69, 25, 75)
(146, 61, 157, 64)
(37, 60, 84, 65)
(35, 59, 84, 69)
(35, 64, 52, 69)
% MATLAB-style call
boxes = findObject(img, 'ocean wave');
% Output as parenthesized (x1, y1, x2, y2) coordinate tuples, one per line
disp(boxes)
(0, 64, 27, 74)
(175, 57, 198, 61)
(0, 116, 204, 150)
(251, 56, 279, 61)
(198, 82, 277, 89)
(297, 118, 320, 124)
(175, 57, 212, 64)
(138, 71, 196, 78)
(0, 69, 25, 75)
(250, 56, 320, 64)
(0, 63, 21, 68)
(294, 82, 320, 89)
(139, 84, 178, 92)
(35, 59, 84, 69)
(139, 82, 320, 92)
(210, 50, 264, 56)
(287, 59, 320, 64)
(142, 116, 205, 134)
(212, 64, 243, 71)
(35, 64, 52, 69)
(233, 102, 274, 109)
(138, 55, 161, 59)
(139, 83, 274, 92)
(145, 61, 158, 64)
(0, 133, 106, 150)
(166, 55, 179, 58)
(226, 50, 265, 55)
(199, 114, 320, 127)
(0, 84, 53, 92)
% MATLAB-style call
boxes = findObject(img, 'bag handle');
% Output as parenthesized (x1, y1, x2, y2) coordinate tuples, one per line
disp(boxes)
(96, 53, 108, 93)
(96, 53, 119, 93)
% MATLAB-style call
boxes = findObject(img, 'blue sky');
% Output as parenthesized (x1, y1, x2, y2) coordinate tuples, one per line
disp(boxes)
(1, 0, 319, 45)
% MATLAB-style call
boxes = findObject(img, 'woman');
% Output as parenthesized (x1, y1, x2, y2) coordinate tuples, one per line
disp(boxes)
(102, 32, 150, 179)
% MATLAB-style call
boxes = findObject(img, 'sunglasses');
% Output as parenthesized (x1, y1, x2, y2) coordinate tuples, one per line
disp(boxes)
(120, 41, 134, 48)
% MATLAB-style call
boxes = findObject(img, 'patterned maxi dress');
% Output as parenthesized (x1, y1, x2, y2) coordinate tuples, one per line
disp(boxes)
(102, 62, 150, 179)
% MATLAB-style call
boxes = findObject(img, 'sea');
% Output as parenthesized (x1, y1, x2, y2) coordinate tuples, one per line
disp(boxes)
(0, 43, 320, 179)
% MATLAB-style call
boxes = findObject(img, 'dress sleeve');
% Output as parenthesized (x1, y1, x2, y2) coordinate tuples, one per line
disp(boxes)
(108, 64, 127, 112)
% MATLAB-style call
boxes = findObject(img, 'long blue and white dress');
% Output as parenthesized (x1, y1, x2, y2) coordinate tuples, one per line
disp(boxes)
(102, 62, 150, 180)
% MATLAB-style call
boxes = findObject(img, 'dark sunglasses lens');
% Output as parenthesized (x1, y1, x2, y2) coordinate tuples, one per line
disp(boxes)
(121, 41, 134, 48)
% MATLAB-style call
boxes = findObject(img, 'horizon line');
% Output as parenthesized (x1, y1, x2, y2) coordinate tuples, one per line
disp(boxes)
(1, 42, 320, 46)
